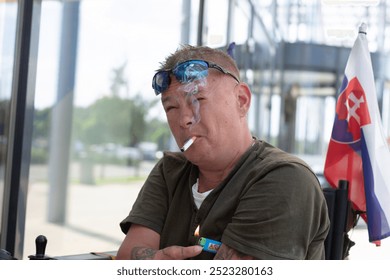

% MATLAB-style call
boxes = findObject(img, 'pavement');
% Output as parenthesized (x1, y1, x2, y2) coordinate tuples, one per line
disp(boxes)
(346, 224, 390, 259)
(23, 181, 139, 259)
(22, 163, 390, 260)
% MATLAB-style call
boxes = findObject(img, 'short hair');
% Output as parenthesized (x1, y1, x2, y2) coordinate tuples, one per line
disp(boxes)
(158, 45, 240, 79)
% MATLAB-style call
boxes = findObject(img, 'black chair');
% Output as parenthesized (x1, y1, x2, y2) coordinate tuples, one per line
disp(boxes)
(323, 180, 354, 260)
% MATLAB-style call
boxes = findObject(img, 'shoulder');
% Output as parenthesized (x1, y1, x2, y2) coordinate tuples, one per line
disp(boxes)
(252, 140, 315, 176)
(156, 151, 191, 174)
(149, 151, 195, 187)
(246, 141, 324, 200)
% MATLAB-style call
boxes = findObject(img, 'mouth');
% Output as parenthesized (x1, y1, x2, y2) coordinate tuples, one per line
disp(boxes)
(180, 136, 197, 152)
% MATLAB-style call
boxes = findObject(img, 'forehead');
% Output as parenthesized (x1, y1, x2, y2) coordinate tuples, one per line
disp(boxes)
(161, 79, 201, 102)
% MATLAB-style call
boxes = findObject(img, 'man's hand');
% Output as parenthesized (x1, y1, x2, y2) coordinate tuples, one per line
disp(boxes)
(131, 245, 202, 260)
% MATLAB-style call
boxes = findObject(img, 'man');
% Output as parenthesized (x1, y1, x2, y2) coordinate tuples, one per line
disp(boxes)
(117, 45, 329, 260)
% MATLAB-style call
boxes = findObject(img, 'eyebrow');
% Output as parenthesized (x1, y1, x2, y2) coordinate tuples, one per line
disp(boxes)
(161, 88, 204, 106)
(161, 91, 189, 104)
(161, 95, 172, 104)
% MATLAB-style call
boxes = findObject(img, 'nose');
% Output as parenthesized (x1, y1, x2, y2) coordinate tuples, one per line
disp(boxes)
(179, 105, 196, 128)
(179, 96, 200, 128)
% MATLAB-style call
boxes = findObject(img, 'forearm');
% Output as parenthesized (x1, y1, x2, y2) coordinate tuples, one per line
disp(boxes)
(117, 224, 160, 260)
(214, 244, 256, 260)
(130, 247, 158, 260)
(116, 224, 202, 260)
(130, 245, 202, 260)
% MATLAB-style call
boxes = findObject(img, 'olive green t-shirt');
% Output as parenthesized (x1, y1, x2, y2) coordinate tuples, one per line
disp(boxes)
(120, 140, 330, 259)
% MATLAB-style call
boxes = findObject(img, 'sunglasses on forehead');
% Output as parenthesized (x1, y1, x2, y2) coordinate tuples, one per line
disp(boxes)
(152, 59, 240, 95)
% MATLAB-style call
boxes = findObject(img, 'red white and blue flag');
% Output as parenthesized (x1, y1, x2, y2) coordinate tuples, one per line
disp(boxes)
(324, 24, 390, 243)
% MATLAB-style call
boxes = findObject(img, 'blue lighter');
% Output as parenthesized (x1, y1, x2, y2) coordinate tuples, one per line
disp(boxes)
(197, 237, 221, 254)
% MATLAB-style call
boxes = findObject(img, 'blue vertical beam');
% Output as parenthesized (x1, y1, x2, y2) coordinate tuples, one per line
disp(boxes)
(181, 0, 191, 44)
(47, 0, 80, 224)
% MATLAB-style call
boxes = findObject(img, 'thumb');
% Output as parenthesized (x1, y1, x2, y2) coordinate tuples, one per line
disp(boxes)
(159, 245, 203, 259)
(187, 245, 203, 256)
(178, 245, 203, 259)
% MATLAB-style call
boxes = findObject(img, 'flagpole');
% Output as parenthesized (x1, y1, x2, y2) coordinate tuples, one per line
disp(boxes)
(358, 22, 367, 35)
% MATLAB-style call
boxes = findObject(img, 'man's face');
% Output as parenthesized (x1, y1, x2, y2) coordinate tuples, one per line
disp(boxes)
(161, 70, 242, 165)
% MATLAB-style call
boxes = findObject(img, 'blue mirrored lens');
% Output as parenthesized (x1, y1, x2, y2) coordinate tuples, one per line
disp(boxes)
(152, 71, 170, 95)
(173, 60, 209, 83)
(152, 60, 210, 95)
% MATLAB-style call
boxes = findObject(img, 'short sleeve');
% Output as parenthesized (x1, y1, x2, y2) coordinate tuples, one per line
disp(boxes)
(221, 163, 329, 259)
(120, 160, 169, 235)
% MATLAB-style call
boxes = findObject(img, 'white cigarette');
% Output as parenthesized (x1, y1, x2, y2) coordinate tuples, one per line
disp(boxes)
(180, 136, 197, 152)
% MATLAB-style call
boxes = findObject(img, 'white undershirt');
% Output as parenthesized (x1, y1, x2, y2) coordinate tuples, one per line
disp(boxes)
(192, 179, 213, 209)
(191, 140, 256, 209)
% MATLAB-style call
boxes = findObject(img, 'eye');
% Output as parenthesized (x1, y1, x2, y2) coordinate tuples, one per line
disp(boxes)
(192, 98, 202, 106)
(187, 96, 205, 107)
(195, 95, 206, 104)
(164, 105, 177, 113)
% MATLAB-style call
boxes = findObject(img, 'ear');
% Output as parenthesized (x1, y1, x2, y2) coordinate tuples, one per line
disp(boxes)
(235, 83, 251, 116)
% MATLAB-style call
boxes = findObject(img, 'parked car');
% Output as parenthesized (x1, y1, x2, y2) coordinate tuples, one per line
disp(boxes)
(137, 142, 158, 161)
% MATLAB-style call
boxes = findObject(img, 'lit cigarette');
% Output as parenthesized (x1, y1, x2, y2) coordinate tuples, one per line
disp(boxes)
(180, 136, 196, 152)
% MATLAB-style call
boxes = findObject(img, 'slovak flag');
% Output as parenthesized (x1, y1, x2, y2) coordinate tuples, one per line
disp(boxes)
(324, 23, 390, 243)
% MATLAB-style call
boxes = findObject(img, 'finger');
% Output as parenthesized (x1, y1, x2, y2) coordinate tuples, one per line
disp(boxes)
(159, 245, 202, 260)
(175, 245, 202, 259)
(184, 245, 203, 258)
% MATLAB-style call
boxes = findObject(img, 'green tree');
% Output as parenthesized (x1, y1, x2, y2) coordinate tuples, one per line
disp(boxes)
(73, 94, 163, 148)
(74, 96, 132, 145)
(72, 63, 170, 154)
(33, 107, 51, 141)
(31, 107, 51, 163)
(146, 118, 171, 150)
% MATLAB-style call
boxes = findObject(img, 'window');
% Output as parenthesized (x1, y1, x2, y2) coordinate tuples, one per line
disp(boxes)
(0, 0, 17, 247)
(23, 0, 181, 258)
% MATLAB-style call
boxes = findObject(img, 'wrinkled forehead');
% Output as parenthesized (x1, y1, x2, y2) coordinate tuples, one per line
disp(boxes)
(161, 76, 207, 100)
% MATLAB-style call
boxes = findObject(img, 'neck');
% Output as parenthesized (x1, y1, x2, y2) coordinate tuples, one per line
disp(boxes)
(197, 172, 224, 193)
(197, 136, 255, 193)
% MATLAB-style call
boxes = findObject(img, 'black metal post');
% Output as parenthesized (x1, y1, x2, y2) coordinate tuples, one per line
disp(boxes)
(197, 0, 205, 46)
(0, 0, 41, 259)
